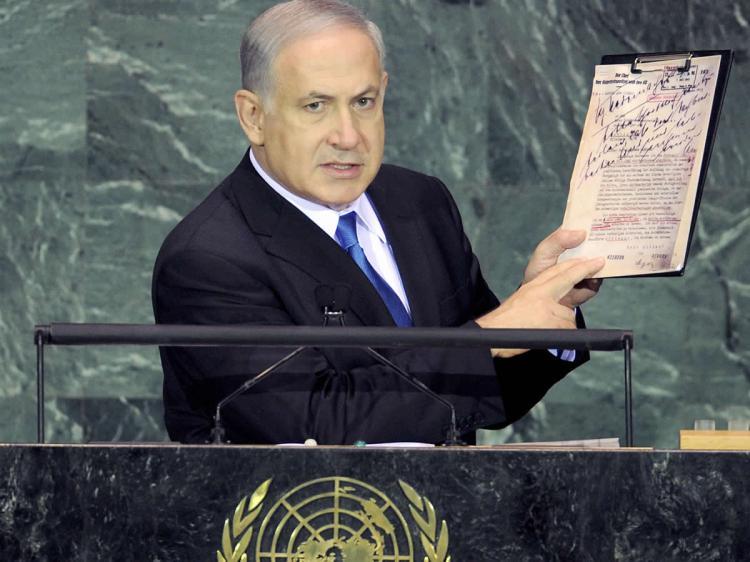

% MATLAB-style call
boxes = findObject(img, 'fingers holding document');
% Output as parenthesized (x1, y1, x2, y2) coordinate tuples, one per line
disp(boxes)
(523, 228, 588, 284)
(476, 257, 605, 358)
(563, 276, 603, 308)
(525, 228, 604, 308)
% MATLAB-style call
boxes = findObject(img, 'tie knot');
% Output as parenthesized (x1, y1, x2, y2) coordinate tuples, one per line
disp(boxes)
(336, 212, 359, 250)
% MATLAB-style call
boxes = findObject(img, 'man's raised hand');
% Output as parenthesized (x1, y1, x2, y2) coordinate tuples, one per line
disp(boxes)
(476, 257, 605, 358)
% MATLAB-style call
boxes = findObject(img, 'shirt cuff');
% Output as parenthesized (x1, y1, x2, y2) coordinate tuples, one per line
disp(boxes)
(547, 348, 576, 362)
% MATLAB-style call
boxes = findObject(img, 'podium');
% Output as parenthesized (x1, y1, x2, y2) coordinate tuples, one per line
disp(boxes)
(1, 444, 748, 560)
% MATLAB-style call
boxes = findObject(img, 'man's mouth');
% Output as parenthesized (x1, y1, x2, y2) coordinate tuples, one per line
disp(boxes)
(323, 162, 362, 169)
(320, 162, 364, 178)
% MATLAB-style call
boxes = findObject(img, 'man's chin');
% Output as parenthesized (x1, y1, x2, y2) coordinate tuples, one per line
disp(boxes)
(313, 183, 371, 210)
(321, 193, 365, 211)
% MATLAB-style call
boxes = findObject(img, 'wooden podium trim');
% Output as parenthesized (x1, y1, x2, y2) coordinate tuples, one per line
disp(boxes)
(679, 430, 750, 450)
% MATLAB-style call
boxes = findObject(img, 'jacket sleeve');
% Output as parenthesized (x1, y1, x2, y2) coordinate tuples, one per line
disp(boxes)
(428, 175, 589, 430)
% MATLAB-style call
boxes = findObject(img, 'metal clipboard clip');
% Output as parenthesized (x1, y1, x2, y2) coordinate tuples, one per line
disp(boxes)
(631, 52, 693, 74)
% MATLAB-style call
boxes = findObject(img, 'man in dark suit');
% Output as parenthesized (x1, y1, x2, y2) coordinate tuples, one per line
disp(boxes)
(152, 0, 604, 445)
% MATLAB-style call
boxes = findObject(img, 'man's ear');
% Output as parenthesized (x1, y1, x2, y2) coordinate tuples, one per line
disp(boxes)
(234, 89, 266, 146)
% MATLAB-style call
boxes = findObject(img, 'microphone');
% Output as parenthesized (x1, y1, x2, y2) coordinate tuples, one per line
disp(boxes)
(315, 283, 352, 326)
(314, 284, 464, 446)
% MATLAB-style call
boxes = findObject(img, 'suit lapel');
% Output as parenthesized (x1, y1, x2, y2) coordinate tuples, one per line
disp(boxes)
(226, 153, 395, 326)
(266, 205, 394, 326)
(367, 175, 442, 327)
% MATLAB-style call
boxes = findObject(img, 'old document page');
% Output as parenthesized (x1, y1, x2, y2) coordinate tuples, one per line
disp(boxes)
(560, 55, 721, 277)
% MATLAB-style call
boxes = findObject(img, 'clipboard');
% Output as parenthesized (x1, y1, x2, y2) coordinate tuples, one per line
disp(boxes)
(599, 50, 734, 277)
(564, 50, 734, 277)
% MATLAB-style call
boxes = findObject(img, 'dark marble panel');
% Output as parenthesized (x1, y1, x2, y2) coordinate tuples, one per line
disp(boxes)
(85, 0, 287, 184)
(0, 0, 88, 443)
(47, 397, 166, 442)
(0, 1, 86, 159)
(1, 0, 749, 448)
(367, 0, 492, 188)
(0, 446, 749, 560)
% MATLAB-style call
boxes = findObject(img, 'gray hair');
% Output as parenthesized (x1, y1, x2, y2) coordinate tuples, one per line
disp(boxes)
(240, 0, 386, 101)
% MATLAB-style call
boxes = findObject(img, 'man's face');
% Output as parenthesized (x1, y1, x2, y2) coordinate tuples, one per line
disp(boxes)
(249, 26, 387, 209)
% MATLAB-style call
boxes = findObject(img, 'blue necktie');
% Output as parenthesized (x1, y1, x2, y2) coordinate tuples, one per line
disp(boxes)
(335, 212, 412, 327)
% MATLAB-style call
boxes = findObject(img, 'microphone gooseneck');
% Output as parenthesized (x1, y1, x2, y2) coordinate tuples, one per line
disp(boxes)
(210, 283, 352, 444)
(209, 345, 306, 444)
(210, 283, 464, 446)
(315, 284, 464, 446)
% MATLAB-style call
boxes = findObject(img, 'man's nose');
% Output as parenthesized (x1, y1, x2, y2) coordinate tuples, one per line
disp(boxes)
(328, 108, 360, 150)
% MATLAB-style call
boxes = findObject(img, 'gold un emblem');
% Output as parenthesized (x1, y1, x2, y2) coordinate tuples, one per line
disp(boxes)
(217, 476, 451, 562)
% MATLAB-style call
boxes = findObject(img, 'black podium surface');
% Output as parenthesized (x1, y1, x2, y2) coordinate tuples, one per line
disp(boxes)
(2, 445, 748, 560)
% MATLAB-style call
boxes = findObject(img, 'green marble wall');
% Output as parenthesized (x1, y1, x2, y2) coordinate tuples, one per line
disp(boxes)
(2, 0, 748, 446)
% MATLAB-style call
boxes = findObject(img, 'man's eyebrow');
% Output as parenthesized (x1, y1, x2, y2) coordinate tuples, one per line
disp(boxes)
(301, 91, 335, 101)
(298, 86, 381, 103)
(352, 85, 380, 99)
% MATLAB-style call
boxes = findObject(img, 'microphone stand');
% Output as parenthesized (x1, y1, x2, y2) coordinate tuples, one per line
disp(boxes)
(362, 347, 464, 446)
(209, 287, 354, 442)
(323, 304, 464, 446)
(209, 346, 306, 444)
(210, 283, 465, 446)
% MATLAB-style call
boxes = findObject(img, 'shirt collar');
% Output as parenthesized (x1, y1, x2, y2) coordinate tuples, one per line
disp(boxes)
(248, 148, 388, 244)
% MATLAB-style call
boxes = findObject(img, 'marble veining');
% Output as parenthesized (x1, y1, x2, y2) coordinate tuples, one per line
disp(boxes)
(0, 0, 748, 446)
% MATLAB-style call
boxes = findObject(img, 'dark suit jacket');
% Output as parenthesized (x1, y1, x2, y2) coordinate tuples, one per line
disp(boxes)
(152, 152, 587, 444)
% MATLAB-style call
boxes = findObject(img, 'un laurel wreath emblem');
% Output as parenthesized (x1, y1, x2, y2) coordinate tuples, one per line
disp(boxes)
(217, 476, 451, 562)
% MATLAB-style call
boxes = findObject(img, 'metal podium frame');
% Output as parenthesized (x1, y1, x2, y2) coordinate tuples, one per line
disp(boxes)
(32, 324, 634, 445)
